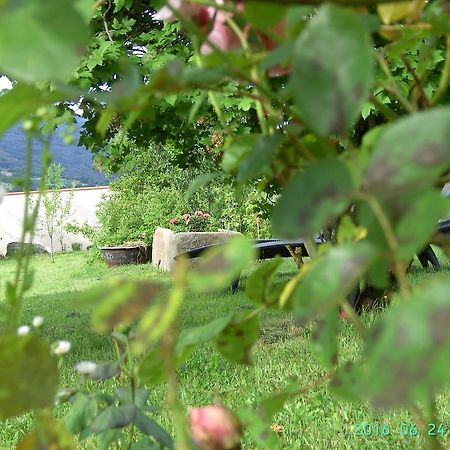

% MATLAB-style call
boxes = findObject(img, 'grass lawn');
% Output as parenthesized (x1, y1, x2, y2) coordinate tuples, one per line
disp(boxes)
(0, 251, 449, 449)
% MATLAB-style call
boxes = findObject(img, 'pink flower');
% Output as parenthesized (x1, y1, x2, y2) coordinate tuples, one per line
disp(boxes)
(203, 212, 211, 219)
(155, 0, 218, 28)
(183, 213, 191, 223)
(200, 8, 243, 55)
(189, 405, 242, 450)
(194, 210, 204, 218)
(170, 217, 178, 224)
(155, 1, 288, 75)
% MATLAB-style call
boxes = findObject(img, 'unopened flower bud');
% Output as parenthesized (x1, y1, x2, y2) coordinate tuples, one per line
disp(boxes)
(53, 340, 71, 355)
(189, 404, 242, 450)
(75, 361, 98, 375)
(22, 120, 35, 132)
(32, 316, 44, 328)
(17, 325, 30, 336)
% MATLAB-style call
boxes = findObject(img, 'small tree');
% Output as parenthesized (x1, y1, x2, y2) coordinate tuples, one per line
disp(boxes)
(40, 163, 74, 261)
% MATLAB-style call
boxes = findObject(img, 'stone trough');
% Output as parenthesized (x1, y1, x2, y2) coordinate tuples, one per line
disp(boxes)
(151, 227, 240, 272)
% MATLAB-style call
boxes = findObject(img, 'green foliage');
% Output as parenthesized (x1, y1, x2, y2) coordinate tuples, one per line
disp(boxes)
(291, 5, 373, 136)
(0, 85, 62, 136)
(0, 334, 58, 418)
(215, 315, 260, 365)
(91, 141, 272, 245)
(0, 0, 89, 83)
(186, 237, 256, 293)
(333, 277, 450, 409)
(363, 107, 450, 200)
(2, 0, 450, 448)
(311, 308, 341, 369)
(17, 413, 77, 449)
(285, 243, 377, 321)
(64, 394, 98, 435)
(272, 159, 355, 238)
(245, 257, 283, 306)
(37, 163, 75, 259)
(79, 279, 162, 333)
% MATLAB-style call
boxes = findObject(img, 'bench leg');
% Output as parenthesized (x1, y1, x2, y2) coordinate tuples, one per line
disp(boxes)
(417, 245, 440, 270)
(231, 278, 240, 294)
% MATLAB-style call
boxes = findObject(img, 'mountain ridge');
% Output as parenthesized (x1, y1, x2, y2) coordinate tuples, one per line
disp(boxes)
(0, 120, 109, 191)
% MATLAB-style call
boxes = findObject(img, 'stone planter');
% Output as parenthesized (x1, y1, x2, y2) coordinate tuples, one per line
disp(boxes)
(152, 227, 240, 272)
(6, 242, 49, 258)
(100, 245, 150, 267)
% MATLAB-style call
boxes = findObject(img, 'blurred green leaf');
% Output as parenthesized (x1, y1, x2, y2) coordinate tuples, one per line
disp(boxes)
(138, 348, 166, 386)
(0, 0, 89, 82)
(187, 237, 256, 293)
(90, 362, 120, 381)
(337, 215, 367, 244)
(290, 4, 372, 136)
(246, 257, 283, 305)
(87, 405, 136, 435)
(239, 389, 293, 448)
(188, 91, 208, 124)
(362, 277, 450, 408)
(272, 159, 354, 238)
(79, 280, 162, 333)
(176, 313, 234, 354)
(311, 308, 341, 369)
(147, 62, 229, 93)
(96, 107, 116, 138)
(395, 190, 449, 260)
(0, 85, 62, 136)
(363, 108, 450, 201)
(244, 2, 286, 28)
(115, 387, 150, 408)
(131, 438, 162, 450)
(135, 286, 182, 346)
(134, 411, 174, 449)
(215, 315, 260, 365)
(97, 429, 122, 450)
(287, 242, 377, 322)
(64, 394, 98, 435)
(329, 362, 364, 403)
(17, 413, 76, 449)
(237, 134, 284, 183)
(186, 172, 222, 200)
(222, 134, 261, 175)
(0, 335, 58, 419)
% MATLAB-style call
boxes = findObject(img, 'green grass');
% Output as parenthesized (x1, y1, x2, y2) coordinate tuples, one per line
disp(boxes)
(0, 252, 449, 449)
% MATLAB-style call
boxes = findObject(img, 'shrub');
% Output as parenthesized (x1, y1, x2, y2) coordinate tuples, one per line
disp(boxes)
(94, 142, 272, 245)
(71, 242, 82, 252)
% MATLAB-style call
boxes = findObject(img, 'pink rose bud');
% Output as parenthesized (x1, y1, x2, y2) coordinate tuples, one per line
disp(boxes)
(189, 405, 242, 450)
(203, 213, 211, 219)
(183, 213, 191, 221)
(170, 217, 178, 224)
(194, 210, 203, 218)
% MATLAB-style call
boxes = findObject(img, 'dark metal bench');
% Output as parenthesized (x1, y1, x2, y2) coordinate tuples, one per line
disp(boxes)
(177, 218, 450, 295)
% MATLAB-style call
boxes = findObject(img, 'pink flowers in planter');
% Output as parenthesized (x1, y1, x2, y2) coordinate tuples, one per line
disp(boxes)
(189, 404, 242, 450)
(169, 210, 212, 232)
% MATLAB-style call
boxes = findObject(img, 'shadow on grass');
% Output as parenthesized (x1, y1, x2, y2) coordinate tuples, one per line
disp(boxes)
(21, 290, 115, 366)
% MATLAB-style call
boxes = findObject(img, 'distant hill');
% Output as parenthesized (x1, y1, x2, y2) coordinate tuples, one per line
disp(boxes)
(0, 119, 109, 191)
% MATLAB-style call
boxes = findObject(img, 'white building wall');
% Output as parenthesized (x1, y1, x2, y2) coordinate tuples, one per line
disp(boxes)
(0, 186, 109, 255)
